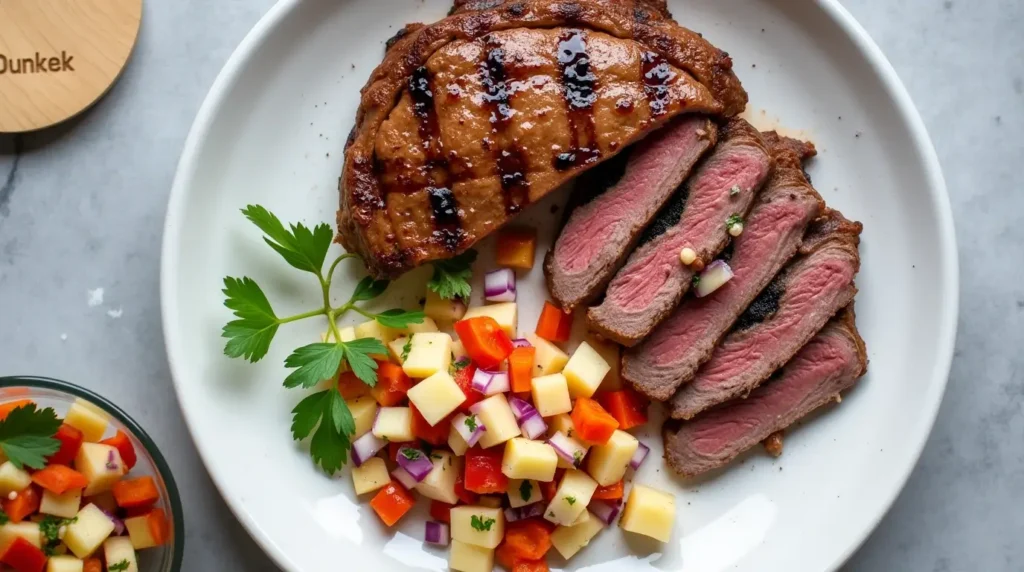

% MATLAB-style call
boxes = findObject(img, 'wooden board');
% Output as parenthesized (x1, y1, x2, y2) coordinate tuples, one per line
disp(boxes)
(0, 0, 142, 133)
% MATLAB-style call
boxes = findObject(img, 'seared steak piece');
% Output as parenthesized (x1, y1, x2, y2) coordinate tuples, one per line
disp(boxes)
(622, 134, 823, 400)
(663, 305, 867, 477)
(586, 119, 771, 345)
(339, 0, 748, 278)
(669, 208, 863, 420)
(545, 116, 717, 311)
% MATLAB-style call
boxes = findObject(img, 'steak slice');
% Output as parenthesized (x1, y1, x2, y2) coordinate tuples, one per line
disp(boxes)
(662, 305, 867, 477)
(545, 116, 717, 310)
(668, 208, 863, 420)
(339, 0, 748, 278)
(621, 134, 823, 400)
(586, 118, 772, 345)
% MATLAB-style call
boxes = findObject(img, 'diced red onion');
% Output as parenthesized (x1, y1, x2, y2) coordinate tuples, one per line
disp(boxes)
(396, 446, 434, 482)
(452, 413, 487, 447)
(391, 467, 418, 489)
(99, 507, 126, 536)
(695, 260, 734, 298)
(484, 371, 509, 395)
(511, 338, 532, 348)
(351, 431, 386, 467)
(520, 414, 548, 440)
(588, 501, 620, 525)
(471, 368, 493, 394)
(484, 268, 517, 302)
(105, 450, 118, 470)
(548, 431, 587, 468)
(507, 397, 534, 421)
(629, 442, 650, 470)
(425, 521, 450, 546)
(504, 503, 546, 522)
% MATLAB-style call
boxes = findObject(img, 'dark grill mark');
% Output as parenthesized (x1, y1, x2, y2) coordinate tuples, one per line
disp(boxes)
(497, 148, 529, 214)
(410, 66, 441, 145)
(427, 187, 463, 251)
(734, 278, 785, 331)
(481, 43, 514, 128)
(638, 183, 689, 245)
(480, 36, 531, 214)
(554, 30, 600, 171)
(410, 66, 463, 245)
(641, 51, 676, 117)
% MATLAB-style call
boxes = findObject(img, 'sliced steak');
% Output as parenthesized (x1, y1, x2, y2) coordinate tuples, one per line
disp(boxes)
(621, 136, 823, 400)
(544, 116, 717, 310)
(586, 119, 771, 345)
(668, 208, 863, 420)
(663, 305, 867, 477)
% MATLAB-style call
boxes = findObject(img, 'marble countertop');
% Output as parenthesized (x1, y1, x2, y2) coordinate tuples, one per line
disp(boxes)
(1, 0, 1020, 570)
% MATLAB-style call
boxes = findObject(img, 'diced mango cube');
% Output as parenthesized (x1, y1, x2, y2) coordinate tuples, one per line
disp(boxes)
(550, 513, 605, 559)
(424, 290, 468, 326)
(405, 317, 440, 334)
(64, 503, 115, 558)
(64, 399, 109, 442)
(586, 429, 638, 486)
(388, 336, 410, 365)
(0, 461, 32, 496)
(406, 370, 464, 425)
(449, 539, 494, 572)
(531, 374, 572, 417)
(351, 457, 390, 495)
(501, 438, 557, 482)
(371, 407, 414, 442)
(495, 227, 537, 269)
(0, 521, 42, 552)
(46, 555, 85, 572)
(463, 303, 517, 338)
(585, 334, 622, 391)
(448, 424, 469, 456)
(526, 334, 569, 377)
(506, 479, 541, 508)
(347, 396, 377, 439)
(473, 395, 521, 448)
(402, 332, 453, 378)
(620, 484, 675, 542)
(451, 505, 505, 549)
(102, 536, 139, 572)
(40, 488, 83, 519)
(563, 342, 611, 398)
(415, 451, 461, 505)
(544, 470, 597, 526)
(74, 443, 124, 495)
(124, 515, 158, 550)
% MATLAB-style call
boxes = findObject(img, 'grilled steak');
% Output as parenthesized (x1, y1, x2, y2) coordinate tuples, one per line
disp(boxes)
(669, 208, 863, 420)
(622, 134, 823, 400)
(663, 305, 867, 477)
(586, 119, 771, 345)
(545, 116, 717, 311)
(338, 0, 748, 278)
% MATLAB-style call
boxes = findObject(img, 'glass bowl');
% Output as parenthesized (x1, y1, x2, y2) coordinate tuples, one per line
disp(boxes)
(0, 376, 184, 571)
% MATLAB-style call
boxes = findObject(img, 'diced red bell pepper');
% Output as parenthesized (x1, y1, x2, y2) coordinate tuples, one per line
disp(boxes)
(453, 469, 478, 505)
(0, 537, 46, 572)
(453, 363, 483, 414)
(454, 317, 514, 369)
(595, 389, 649, 430)
(429, 500, 452, 523)
(508, 347, 536, 393)
(592, 480, 624, 501)
(539, 469, 564, 501)
(83, 559, 103, 572)
(99, 430, 137, 470)
(410, 404, 451, 446)
(47, 423, 84, 467)
(371, 361, 412, 406)
(370, 482, 415, 527)
(112, 476, 160, 510)
(146, 508, 172, 545)
(2, 487, 39, 524)
(535, 302, 572, 342)
(336, 370, 370, 399)
(30, 465, 89, 495)
(464, 447, 508, 494)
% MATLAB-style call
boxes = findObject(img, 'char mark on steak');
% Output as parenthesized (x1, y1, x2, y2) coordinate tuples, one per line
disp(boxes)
(662, 305, 867, 478)
(586, 118, 772, 346)
(668, 207, 863, 420)
(544, 116, 718, 311)
(622, 135, 823, 400)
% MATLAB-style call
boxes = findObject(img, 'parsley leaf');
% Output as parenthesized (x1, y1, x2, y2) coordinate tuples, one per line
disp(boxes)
(0, 404, 61, 470)
(692, 274, 701, 287)
(222, 276, 280, 362)
(241, 205, 333, 275)
(471, 515, 496, 531)
(572, 450, 583, 466)
(565, 496, 577, 506)
(350, 277, 390, 302)
(0, 507, 8, 525)
(427, 250, 477, 300)
(375, 308, 425, 329)
(726, 213, 743, 228)
(519, 480, 533, 501)
(399, 448, 421, 460)
(108, 559, 130, 572)
(452, 356, 470, 372)
(40, 515, 76, 556)
(290, 388, 355, 474)
(464, 415, 478, 432)
(401, 338, 413, 361)
(340, 338, 387, 385)
(283, 343, 346, 389)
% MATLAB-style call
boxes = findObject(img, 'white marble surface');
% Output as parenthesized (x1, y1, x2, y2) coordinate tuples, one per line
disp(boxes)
(0, 0, 1020, 570)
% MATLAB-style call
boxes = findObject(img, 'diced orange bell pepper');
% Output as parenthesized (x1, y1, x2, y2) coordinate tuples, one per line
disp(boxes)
(0, 400, 33, 421)
(336, 371, 370, 399)
(592, 480, 624, 501)
(508, 347, 536, 393)
(30, 465, 89, 495)
(570, 397, 620, 445)
(83, 559, 103, 572)
(0, 536, 46, 572)
(2, 487, 39, 524)
(453, 363, 483, 413)
(429, 500, 452, 523)
(370, 361, 412, 406)
(112, 476, 160, 509)
(99, 430, 137, 471)
(48, 423, 84, 466)
(535, 302, 572, 342)
(464, 447, 508, 494)
(454, 317, 514, 369)
(410, 404, 451, 446)
(502, 519, 553, 561)
(513, 561, 550, 572)
(370, 482, 415, 526)
(453, 469, 478, 505)
(495, 227, 537, 269)
(595, 389, 649, 430)
(146, 508, 172, 545)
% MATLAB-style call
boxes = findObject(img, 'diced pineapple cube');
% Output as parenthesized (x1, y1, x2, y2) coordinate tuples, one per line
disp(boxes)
(123, 515, 158, 550)
(448, 424, 469, 456)
(563, 342, 611, 398)
(336, 326, 357, 342)
(64, 399, 109, 442)
(586, 430, 638, 486)
(462, 302, 517, 337)
(449, 539, 494, 572)
(40, 488, 83, 519)
(402, 332, 453, 378)
(415, 451, 460, 505)
(0, 461, 32, 496)
(567, 509, 591, 527)
(347, 396, 378, 439)
(473, 395, 521, 448)
(388, 336, 410, 365)
(0, 521, 42, 552)
(531, 374, 572, 417)
(585, 334, 622, 391)
(526, 334, 569, 377)
(547, 413, 575, 438)
(371, 407, 414, 442)
(351, 457, 390, 495)
(354, 320, 397, 359)
(64, 504, 115, 558)
(102, 536, 138, 572)
(451, 340, 467, 361)
(451, 505, 505, 549)
(46, 555, 85, 572)
(424, 290, 468, 325)
(550, 513, 605, 559)
(544, 470, 597, 526)
(620, 484, 676, 542)
(74, 443, 125, 495)
(507, 479, 540, 508)
(501, 438, 557, 482)
(406, 370, 464, 425)
(406, 317, 440, 334)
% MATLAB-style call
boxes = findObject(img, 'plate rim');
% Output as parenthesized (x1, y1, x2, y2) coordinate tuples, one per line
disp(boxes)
(159, 1, 960, 570)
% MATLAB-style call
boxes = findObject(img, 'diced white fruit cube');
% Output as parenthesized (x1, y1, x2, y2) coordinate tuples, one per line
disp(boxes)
(547, 413, 575, 438)
(550, 512, 605, 559)
(0, 461, 32, 496)
(123, 515, 158, 550)
(64, 399, 109, 442)
(102, 536, 139, 572)
(620, 484, 676, 542)
(526, 334, 569, 377)
(501, 438, 557, 482)
(450, 505, 505, 549)
(424, 290, 468, 325)
(567, 509, 591, 527)
(473, 395, 521, 448)
(449, 539, 494, 572)
(64, 503, 116, 558)
(448, 424, 469, 456)
(74, 443, 125, 496)
(415, 451, 460, 505)
(336, 326, 357, 342)
(507, 479, 541, 508)
(402, 332, 453, 379)
(405, 317, 440, 334)
(563, 342, 611, 398)
(354, 320, 400, 344)
(406, 370, 464, 425)
(586, 430, 639, 486)
(351, 457, 390, 495)
(531, 374, 572, 417)
(544, 470, 597, 526)
(40, 488, 83, 519)
(371, 407, 414, 442)
(462, 302, 517, 337)
(46, 555, 85, 572)
(388, 336, 410, 365)
(347, 396, 378, 439)
(0, 521, 42, 552)
(585, 334, 622, 391)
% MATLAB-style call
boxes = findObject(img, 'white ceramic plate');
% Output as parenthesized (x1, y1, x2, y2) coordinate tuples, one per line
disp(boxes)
(161, 1, 958, 570)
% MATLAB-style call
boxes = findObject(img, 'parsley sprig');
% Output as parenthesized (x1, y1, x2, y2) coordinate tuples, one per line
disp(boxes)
(0, 404, 61, 470)
(427, 250, 477, 300)
(108, 560, 130, 572)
